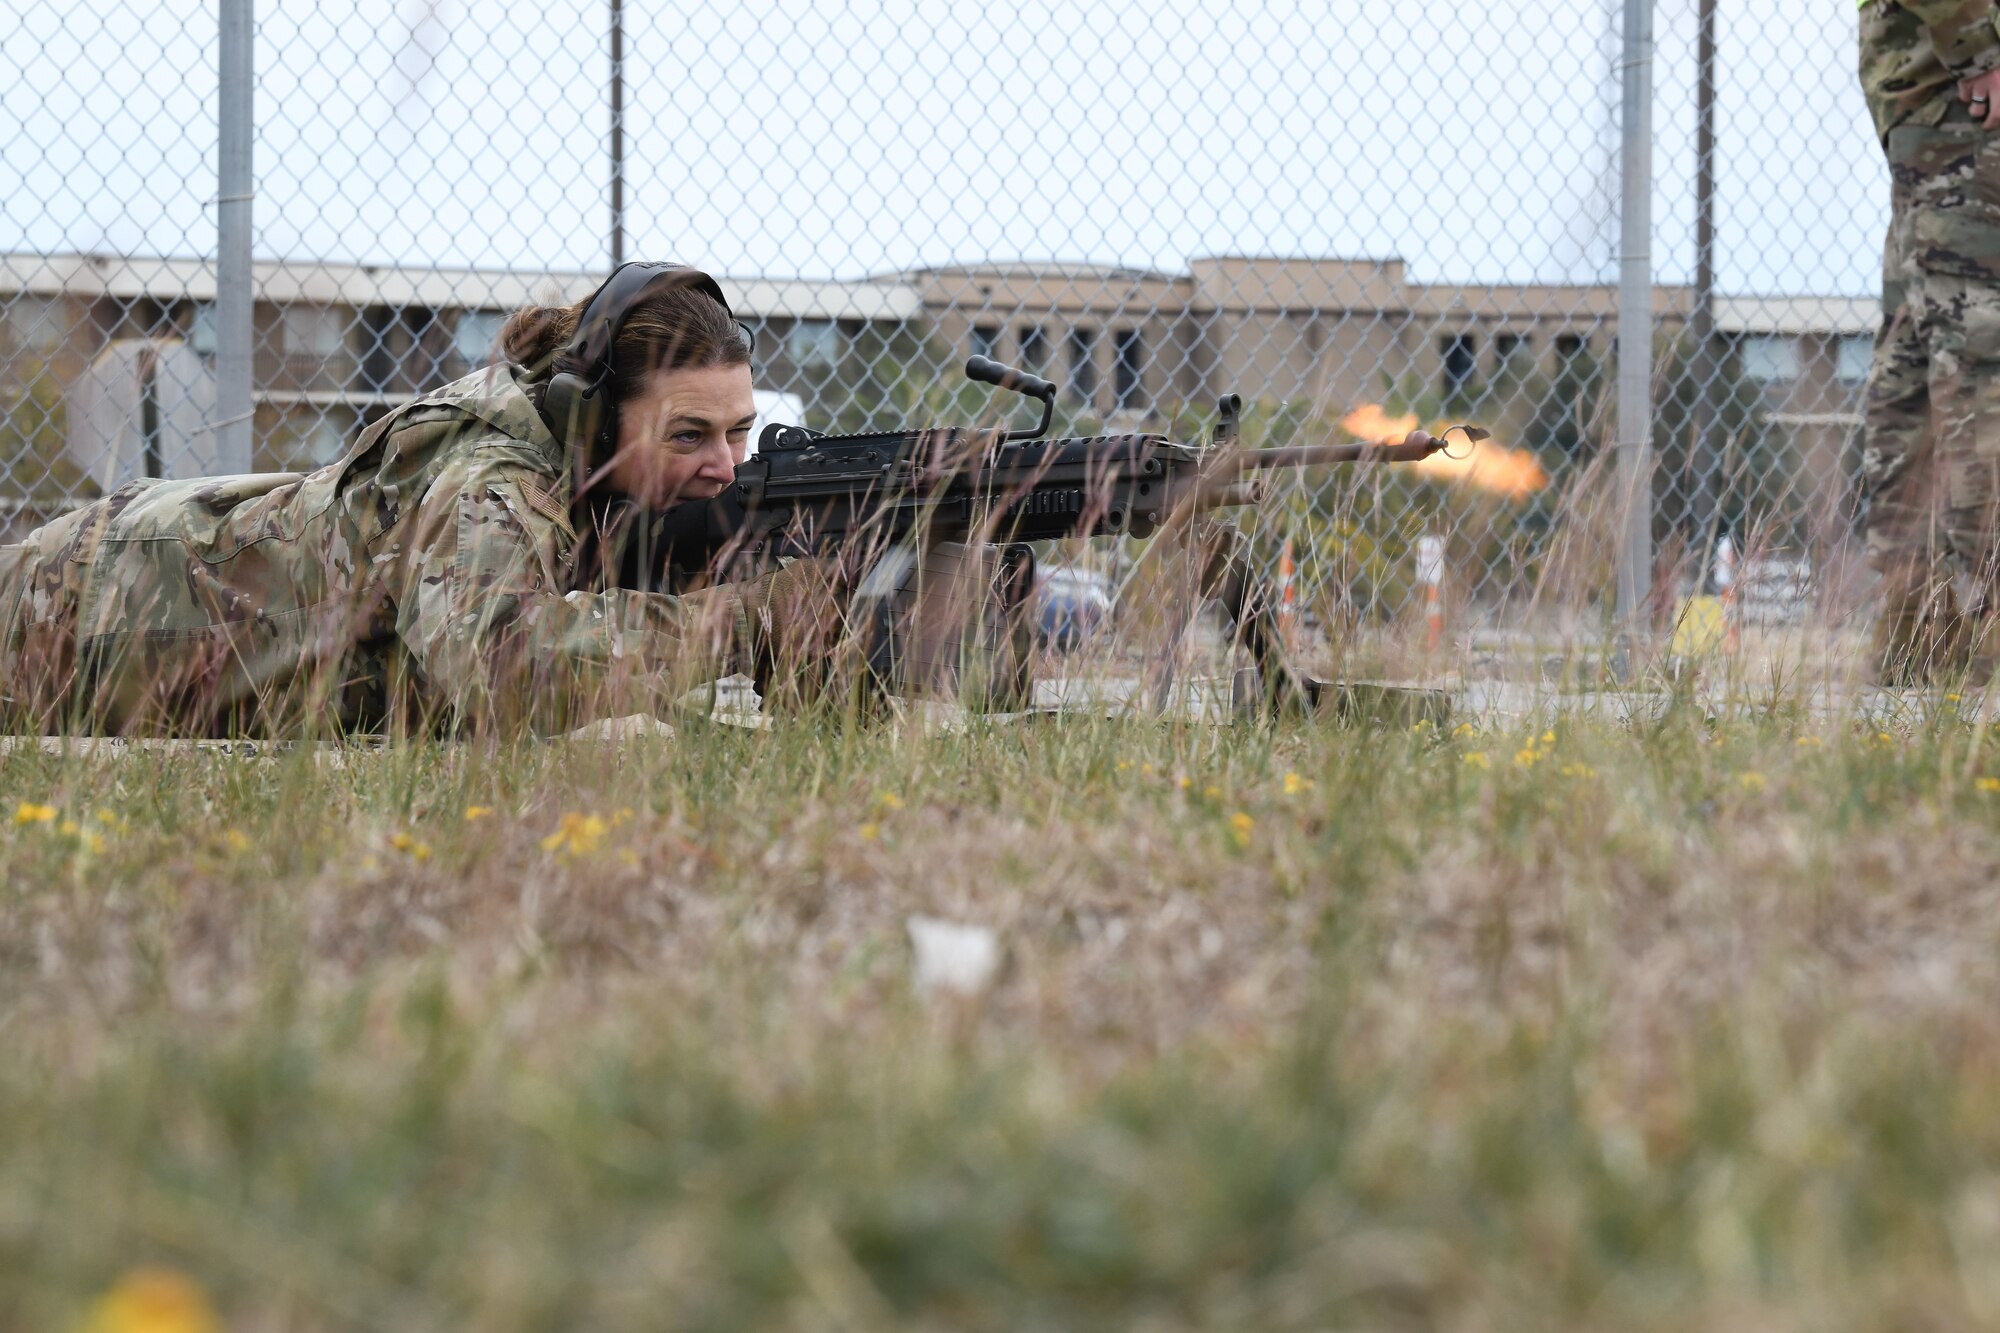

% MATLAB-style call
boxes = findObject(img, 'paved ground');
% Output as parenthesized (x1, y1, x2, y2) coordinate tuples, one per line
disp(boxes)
(0, 669, 1975, 758)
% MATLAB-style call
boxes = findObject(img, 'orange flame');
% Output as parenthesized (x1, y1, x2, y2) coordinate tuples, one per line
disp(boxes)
(1340, 404, 1548, 501)
(1410, 437, 1548, 500)
(1339, 404, 1418, 445)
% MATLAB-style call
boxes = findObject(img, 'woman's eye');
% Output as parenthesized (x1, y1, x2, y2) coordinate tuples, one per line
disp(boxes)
(671, 431, 702, 447)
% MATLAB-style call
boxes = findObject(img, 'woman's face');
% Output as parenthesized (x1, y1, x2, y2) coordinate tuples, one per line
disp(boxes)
(603, 361, 756, 508)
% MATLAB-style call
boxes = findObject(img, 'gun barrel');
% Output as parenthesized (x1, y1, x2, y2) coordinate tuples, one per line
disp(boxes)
(1226, 431, 1445, 471)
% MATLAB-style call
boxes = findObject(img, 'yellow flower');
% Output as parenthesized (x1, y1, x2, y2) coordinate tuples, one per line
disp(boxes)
(223, 829, 250, 853)
(82, 833, 106, 855)
(1463, 752, 1490, 770)
(1948, 692, 1964, 703)
(1795, 736, 1822, 748)
(1977, 777, 2000, 793)
(1453, 722, 1477, 737)
(13, 802, 55, 825)
(875, 792, 904, 811)
(389, 832, 432, 861)
(463, 805, 494, 821)
(1737, 771, 1767, 794)
(80, 1267, 219, 1333)
(1115, 759, 1131, 772)
(612, 806, 635, 825)
(1512, 748, 1539, 769)
(541, 812, 610, 855)
(1203, 784, 1222, 800)
(1282, 771, 1313, 796)
(1140, 763, 1155, 777)
(1176, 776, 1192, 791)
(1411, 718, 1432, 733)
(1228, 811, 1254, 847)
(859, 821, 881, 841)
(1560, 762, 1598, 779)
(57, 819, 79, 836)
(1542, 730, 1556, 745)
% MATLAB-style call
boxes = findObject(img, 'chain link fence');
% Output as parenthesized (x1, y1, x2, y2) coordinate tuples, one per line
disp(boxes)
(1, 0, 1881, 674)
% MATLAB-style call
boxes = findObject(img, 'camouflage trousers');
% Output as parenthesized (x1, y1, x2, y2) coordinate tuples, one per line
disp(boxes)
(1862, 101, 2000, 672)
(0, 490, 122, 729)
(0, 482, 399, 735)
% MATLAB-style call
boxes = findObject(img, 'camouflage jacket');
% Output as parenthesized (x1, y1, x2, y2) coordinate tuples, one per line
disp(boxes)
(1862, 0, 2000, 141)
(6, 365, 751, 734)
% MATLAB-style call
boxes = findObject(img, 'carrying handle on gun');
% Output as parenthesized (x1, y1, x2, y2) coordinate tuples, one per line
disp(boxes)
(966, 356, 1057, 442)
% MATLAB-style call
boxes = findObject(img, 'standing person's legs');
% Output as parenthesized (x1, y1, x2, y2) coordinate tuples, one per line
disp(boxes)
(1928, 266, 2000, 669)
(1864, 167, 1955, 682)
(1891, 104, 2000, 678)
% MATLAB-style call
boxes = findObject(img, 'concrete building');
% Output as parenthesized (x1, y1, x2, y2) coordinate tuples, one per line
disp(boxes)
(0, 253, 916, 518)
(905, 257, 1872, 434)
(0, 250, 1875, 540)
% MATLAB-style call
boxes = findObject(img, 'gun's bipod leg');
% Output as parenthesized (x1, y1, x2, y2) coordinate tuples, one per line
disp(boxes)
(1125, 518, 1311, 720)
(1201, 528, 1315, 720)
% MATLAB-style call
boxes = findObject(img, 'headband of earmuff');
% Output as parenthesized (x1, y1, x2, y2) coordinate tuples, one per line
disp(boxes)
(539, 261, 739, 458)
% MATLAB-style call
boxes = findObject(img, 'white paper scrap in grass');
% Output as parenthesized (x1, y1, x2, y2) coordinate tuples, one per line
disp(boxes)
(906, 915, 1001, 997)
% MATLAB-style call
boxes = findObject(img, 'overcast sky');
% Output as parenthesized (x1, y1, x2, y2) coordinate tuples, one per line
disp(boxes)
(2, 0, 1882, 296)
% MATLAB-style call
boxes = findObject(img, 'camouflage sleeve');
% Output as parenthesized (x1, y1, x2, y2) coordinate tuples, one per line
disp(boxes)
(391, 454, 753, 729)
(1897, 0, 2000, 78)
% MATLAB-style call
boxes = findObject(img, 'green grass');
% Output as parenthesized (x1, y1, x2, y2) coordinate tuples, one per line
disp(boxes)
(9, 704, 2000, 1329)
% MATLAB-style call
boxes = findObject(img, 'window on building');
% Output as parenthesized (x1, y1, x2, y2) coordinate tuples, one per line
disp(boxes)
(282, 305, 347, 360)
(1495, 333, 1530, 365)
(970, 324, 1000, 361)
(1554, 333, 1587, 363)
(1018, 324, 1048, 372)
(787, 319, 841, 370)
(1068, 327, 1098, 403)
(454, 309, 506, 366)
(1739, 334, 1799, 384)
(1440, 333, 1476, 396)
(1113, 328, 1145, 410)
(1836, 333, 1874, 386)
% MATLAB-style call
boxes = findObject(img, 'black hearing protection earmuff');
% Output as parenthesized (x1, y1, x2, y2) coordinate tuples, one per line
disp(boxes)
(539, 261, 747, 461)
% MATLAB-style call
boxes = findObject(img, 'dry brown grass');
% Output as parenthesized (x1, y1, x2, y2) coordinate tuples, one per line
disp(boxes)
(9, 704, 2000, 1329)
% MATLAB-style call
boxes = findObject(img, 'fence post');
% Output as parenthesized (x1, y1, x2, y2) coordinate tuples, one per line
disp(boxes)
(215, 0, 255, 474)
(610, 0, 626, 268)
(1687, 0, 1720, 586)
(1615, 0, 1655, 644)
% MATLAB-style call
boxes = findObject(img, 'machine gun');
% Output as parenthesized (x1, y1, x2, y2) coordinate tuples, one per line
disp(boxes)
(646, 356, 1482, 711)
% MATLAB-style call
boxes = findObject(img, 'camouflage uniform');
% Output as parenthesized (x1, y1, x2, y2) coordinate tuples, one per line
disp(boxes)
(1859, 0, 2000, 677)
(0, 365, 767, 735)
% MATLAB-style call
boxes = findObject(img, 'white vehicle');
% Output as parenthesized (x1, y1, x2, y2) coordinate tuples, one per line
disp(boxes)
(67, 338, 221, 487)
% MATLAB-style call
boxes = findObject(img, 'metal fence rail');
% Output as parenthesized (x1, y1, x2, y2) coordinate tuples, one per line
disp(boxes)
(0, 0, 1881, 661)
